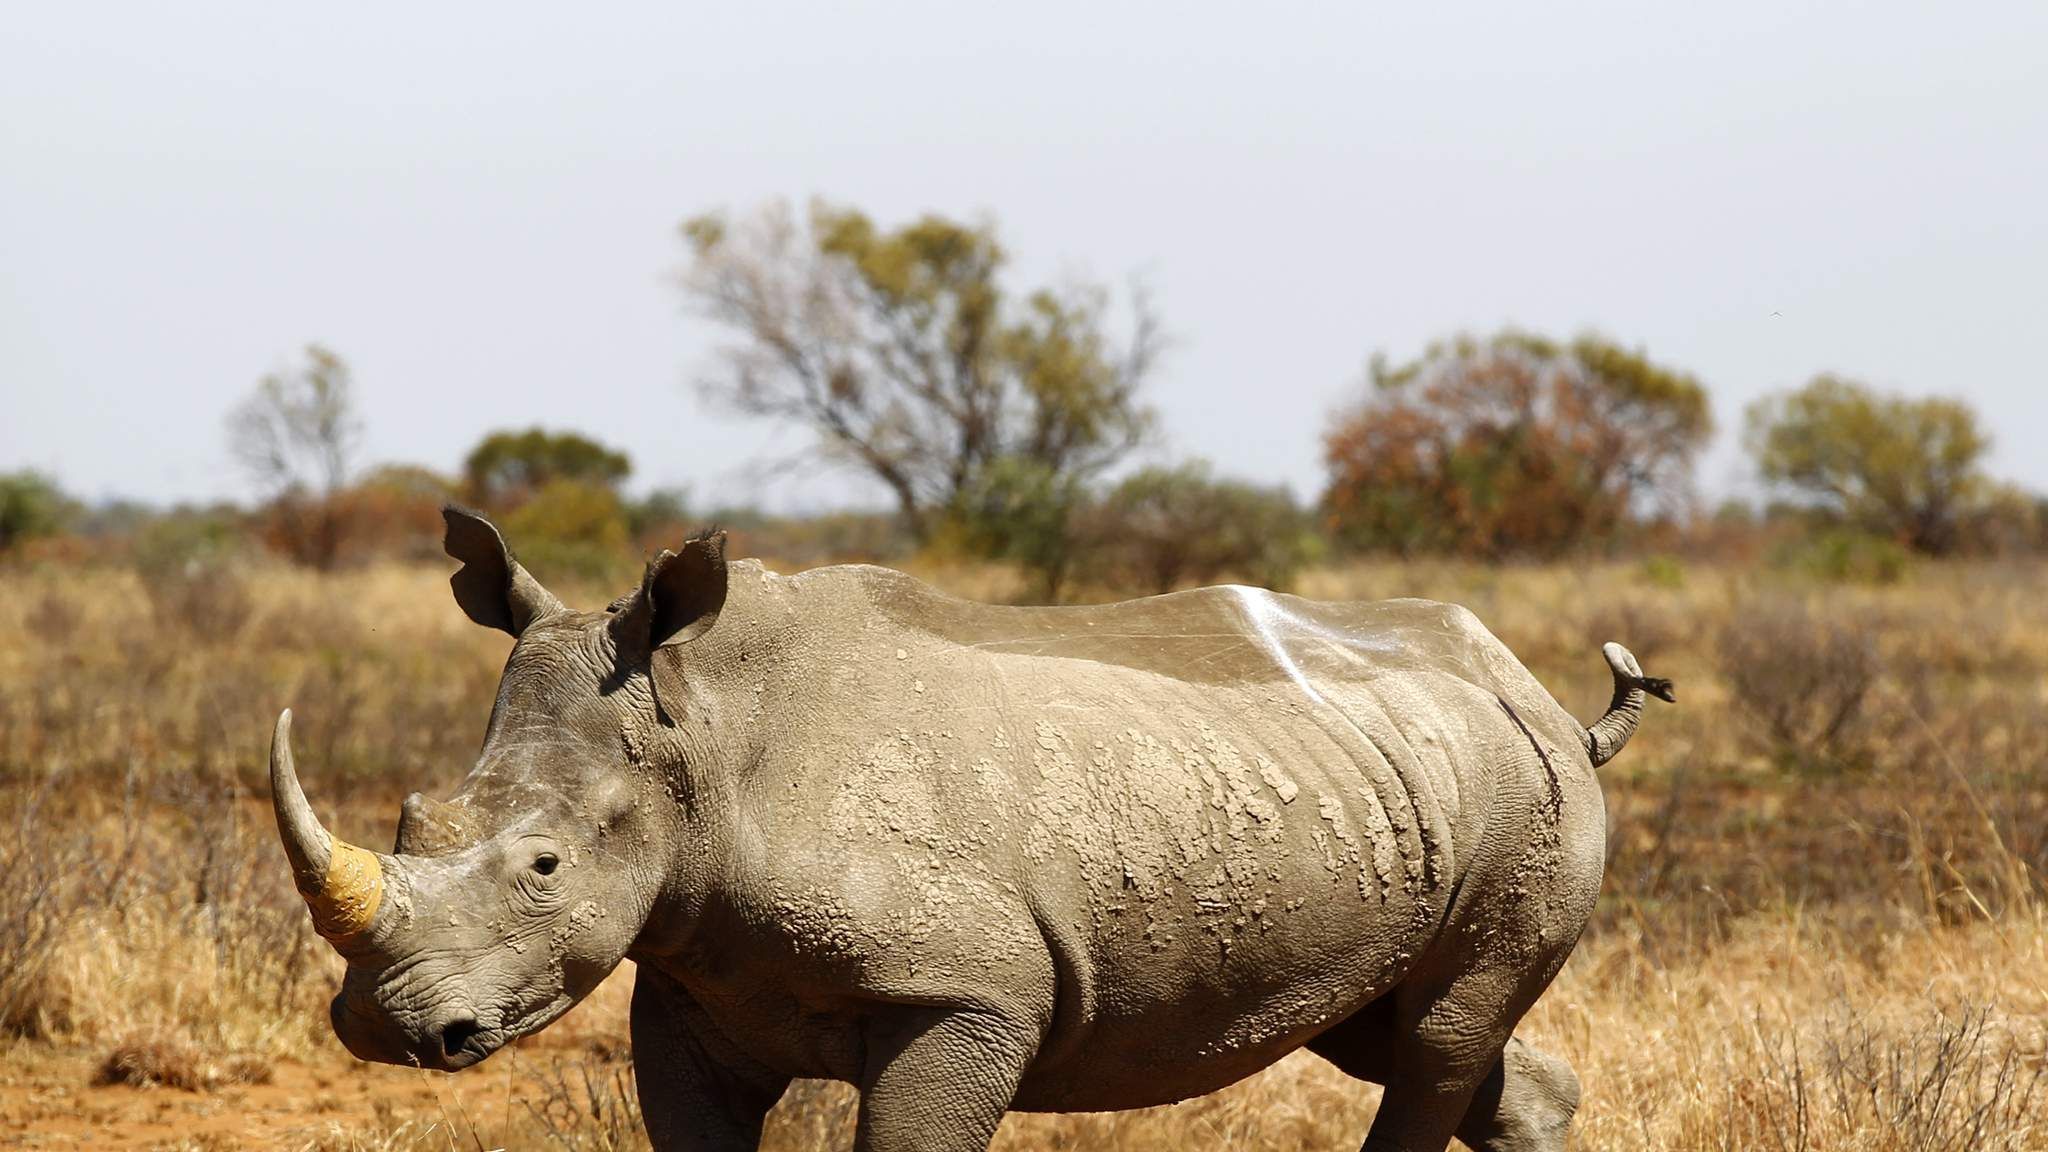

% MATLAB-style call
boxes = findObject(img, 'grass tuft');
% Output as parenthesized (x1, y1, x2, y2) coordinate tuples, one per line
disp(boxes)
(94, 1037, 274, 1092)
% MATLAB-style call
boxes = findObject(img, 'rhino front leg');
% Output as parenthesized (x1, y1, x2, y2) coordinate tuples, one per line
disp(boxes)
(630, 970, 791, 1152)
(853, 1006, 1043, 1152)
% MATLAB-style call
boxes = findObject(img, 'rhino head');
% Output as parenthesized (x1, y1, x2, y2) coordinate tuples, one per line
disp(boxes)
(270, 507, 728, 1069)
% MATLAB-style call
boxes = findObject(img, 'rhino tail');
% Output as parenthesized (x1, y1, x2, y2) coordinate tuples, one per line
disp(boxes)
(1583, 641, 1675, 768)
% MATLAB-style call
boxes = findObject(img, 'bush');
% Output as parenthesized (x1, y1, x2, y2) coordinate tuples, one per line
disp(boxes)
(1774, 528, 1911, 585)
(131, 506, 255, 640)
(463, 428, 631, 509)
(1639, 554, 1686, 589)
(1746, 375, 1990, 556)
(1580, 594, 1683, 668)
(1717, 596, 1882, 772)
(1321, 331, 1711, 557)
(946, 457, 1089, 601)
(629, 487, 695, 545)
(1086, 462, 1317, 593)
(502, 479, 635, 585)
(0, 781, 73, 1038)
(334, 465, 461, 563)
(1955, 484, 2045, 556)
(0, 471, 78, 553)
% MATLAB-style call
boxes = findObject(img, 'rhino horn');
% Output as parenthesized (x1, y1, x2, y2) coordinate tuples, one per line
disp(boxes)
(395, 792, 473, 855)
(270, 710, 386, 943)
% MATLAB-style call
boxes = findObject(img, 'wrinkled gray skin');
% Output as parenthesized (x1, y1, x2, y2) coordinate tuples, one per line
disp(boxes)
(272, 508, 1672, 1152)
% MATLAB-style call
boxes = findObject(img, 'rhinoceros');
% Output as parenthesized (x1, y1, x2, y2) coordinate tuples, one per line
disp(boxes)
(270, 508, 1670, 1152)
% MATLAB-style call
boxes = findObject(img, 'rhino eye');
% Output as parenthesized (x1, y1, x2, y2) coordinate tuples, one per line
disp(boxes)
(533, 853, 559, 876)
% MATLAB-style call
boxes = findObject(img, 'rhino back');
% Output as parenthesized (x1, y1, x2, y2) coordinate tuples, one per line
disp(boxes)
(691, 563, 1597, 1104)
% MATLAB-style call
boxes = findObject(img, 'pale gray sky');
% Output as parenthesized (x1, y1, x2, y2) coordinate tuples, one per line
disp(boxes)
(4, 2, 2044, 510)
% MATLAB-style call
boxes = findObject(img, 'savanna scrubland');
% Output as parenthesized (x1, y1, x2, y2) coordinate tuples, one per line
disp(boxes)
(2, 550, 2043, 1151)
(2, 240, 2039, 1147)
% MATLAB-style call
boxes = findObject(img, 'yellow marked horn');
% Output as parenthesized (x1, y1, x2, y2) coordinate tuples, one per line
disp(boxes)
(309, 839, 385, 941)
(270, 710, 385, 942)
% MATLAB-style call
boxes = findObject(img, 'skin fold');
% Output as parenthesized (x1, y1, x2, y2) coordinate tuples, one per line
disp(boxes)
(271, 509, 1669, 1152)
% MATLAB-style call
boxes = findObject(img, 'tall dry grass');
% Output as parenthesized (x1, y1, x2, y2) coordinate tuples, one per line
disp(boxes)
(1, 554, 2044, 1148)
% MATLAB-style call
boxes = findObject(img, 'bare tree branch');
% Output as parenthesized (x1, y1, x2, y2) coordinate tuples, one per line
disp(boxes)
(225, 345, 361, 569)
(680, 201, 1159, 542)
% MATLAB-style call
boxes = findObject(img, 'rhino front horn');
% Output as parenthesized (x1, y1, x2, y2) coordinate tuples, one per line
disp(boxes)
(270, 709, 386, 942)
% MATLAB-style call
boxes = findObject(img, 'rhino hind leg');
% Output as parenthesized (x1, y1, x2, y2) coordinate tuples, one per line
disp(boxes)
(1308, 968, 1577, 1151)
(1451, 1037, 1580, 1152)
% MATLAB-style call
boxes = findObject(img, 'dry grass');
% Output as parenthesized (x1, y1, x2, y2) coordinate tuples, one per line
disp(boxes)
(2, 554, 2045, 1148)
(94, 1040, 273, 1092)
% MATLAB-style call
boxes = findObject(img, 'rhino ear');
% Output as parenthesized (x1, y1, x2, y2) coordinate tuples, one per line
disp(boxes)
(610, 531, 728, 654)
(442, 506, 564, 637)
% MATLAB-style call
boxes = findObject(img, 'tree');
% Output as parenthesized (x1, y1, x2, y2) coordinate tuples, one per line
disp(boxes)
(338, 464, 463, 562)
(501, 479, 634, 583)
(227, 344, 361, 569)
(0, 472, 78, 553)
(462, 428, 632, 510)
(680, 200, 1160, 541)
(949, 456, 1091, 602)
(1744, 376, 1990, 556)
(1321, 331, 1712, 557)
(1089, 462, 1316, 593)
(627, 486, 695, 546)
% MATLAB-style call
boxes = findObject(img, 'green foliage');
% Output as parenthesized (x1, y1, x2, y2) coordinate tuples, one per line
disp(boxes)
(71, 500, 155, 541)
(1089, 462, 1317, 593)
(628, 487, 694, 540)
(500, 479, 634, 584)
(354, 464, 459, 502)
(942, 458, 1318, 601)
(0, 472, 78, 552)
(1745, 376, 1990, 556)
(1954, 484, 2047, 555)
(463, 429, 632, 510)
(1639, 554, 1687, 590)
(683, 200, 1157, 541)
(1773, 528, 1911, 586)
(948, 457, 1090, 601)
(130, 505, 255, 637)
(130, 506, 248, 574)
(1321, 330, 1712, 557)
(1711, 499, 1759, 528)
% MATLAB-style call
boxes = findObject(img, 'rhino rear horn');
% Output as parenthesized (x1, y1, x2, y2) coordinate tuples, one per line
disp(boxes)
(395, 792, 475, 856)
